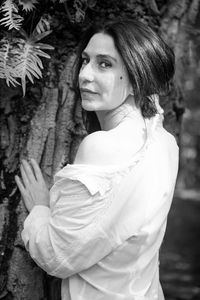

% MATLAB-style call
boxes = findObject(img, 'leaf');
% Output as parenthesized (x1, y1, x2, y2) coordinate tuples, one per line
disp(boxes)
(0, 0, 23, 30)
(31, 30, 53, 43)
(0, 36, 53, 95)
(34, 42, 54, 50)
(31, 15, 52, 39)
(32, 48, 51, 59)
(18, 0, 38, 12)
(0, 38, 20, 86)
(0, 7, 54, 95)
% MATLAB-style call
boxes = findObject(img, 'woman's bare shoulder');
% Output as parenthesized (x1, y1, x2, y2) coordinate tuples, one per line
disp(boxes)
(74, 125, 145, 166)
(74, 131, 117, 166)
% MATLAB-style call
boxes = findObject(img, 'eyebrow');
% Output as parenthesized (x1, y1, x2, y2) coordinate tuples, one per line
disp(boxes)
(82, 51, 117, 63)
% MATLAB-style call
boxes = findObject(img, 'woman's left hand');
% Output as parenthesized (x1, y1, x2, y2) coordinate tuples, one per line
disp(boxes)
(15, 158, 50, 212)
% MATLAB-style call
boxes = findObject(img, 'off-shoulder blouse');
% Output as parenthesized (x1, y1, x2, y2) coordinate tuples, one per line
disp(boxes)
(21, 111, 179, 300)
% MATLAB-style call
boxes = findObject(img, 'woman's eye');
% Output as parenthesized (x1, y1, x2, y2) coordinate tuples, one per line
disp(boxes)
(81, 57, 89, 66)
(99, 61, 112, 68)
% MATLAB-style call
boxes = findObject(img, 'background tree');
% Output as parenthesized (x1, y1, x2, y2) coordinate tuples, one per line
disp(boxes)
(0, 0, 199, 299)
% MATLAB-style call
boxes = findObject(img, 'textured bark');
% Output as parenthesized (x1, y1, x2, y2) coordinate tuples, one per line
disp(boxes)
(0, 0, 198, 299)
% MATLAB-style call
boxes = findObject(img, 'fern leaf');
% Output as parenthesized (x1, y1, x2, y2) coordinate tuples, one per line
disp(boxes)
(13, 42, 40, 95)
(0, 38, 19, 86)
(35, 42, 54, 50)
(31, 13, 53, 41)
(5, 69, 20, 86)
(13, 39, 53, 95)
(27, 53, 43, 69)
(0, 0, 23, 30)
(33, 48, 51, 59)
(0, 23, 54, 94)
(34, 15, 51, 35)
(18, 0, 38, 12)
(0, 40, 9, 78)
(31, 30, 53, 43)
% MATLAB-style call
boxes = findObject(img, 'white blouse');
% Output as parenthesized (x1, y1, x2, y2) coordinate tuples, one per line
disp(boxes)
(21, 112, 179, 300)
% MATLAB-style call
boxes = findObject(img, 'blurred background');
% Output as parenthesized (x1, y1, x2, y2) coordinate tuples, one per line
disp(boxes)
(160, 12, 200, 300)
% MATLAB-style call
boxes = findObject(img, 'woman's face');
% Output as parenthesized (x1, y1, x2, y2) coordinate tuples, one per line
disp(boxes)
(78, 33, 132, 112)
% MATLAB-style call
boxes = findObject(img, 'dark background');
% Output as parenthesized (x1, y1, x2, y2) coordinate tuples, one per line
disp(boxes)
(161, 14, 200, 299)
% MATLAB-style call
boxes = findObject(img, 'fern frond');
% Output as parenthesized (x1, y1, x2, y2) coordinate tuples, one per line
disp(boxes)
(0, 0, 23, 30)
(13, 42, 41, 94)
(35, 42, 54, 50)
(31, 30, 53, 42)
(0, 25, 53, 94)
(32, 15, 51, 35)
(13, 37, 53, 95)
(18, 0, 38, 12)
(0, 38, 19, 86)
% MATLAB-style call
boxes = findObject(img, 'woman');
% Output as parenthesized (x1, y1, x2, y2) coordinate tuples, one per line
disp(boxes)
(15, 19, 179, 300)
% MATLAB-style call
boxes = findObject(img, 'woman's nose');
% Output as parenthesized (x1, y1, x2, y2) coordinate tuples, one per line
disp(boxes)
(79, 62, 94, 83)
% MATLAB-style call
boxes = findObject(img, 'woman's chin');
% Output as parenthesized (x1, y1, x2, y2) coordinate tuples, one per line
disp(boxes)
(81, 100, 96, 111)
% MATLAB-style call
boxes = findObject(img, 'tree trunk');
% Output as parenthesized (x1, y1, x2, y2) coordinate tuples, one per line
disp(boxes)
(0, 0, 198, 299)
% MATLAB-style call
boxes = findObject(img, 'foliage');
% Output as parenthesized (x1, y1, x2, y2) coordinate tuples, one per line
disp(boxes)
(0, 0, 55, 95)
(0, 0, 97, 95)
(0, 29, 54, 95)
(0, 0, 23, 30)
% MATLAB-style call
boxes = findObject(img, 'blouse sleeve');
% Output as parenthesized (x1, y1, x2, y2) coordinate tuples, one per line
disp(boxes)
(21, 168, 120, 279)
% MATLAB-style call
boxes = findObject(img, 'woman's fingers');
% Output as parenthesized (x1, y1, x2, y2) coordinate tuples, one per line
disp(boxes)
(30, 158, 45, 183)
(21, 159, 36, 183)
(15, 175, 34, 212)
(15, 158, 47, 212)
(20, 164, 30, 188)
(15, 175, 26, 198)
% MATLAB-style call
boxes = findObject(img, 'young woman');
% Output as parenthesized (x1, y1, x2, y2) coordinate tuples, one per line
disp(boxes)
(15, 19, 179, 300)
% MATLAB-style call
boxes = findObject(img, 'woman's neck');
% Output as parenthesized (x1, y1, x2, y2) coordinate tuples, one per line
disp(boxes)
(95, 96, 143, 131)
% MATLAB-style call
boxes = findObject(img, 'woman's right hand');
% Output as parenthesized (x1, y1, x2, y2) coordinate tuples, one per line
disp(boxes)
(15, 158, 50, 212)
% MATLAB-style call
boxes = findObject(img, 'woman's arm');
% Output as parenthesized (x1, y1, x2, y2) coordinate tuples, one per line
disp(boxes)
(15, 157, 116, 278)
(20, 179, 115, 279)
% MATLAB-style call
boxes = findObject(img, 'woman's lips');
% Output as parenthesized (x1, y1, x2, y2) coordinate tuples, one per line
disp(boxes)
(80, 88, 98, 94)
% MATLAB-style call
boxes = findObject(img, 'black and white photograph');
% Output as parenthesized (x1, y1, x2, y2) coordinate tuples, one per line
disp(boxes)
(0, 1, 200, 299)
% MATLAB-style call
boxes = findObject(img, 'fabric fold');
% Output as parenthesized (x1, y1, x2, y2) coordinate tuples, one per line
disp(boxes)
(53, 106, 164, 198)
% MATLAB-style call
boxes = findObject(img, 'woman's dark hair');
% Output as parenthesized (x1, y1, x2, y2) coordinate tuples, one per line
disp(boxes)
(73, 18, 175, 130)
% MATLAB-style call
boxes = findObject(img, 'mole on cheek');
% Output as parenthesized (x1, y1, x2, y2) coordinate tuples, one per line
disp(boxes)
(120, 76, 123, 80)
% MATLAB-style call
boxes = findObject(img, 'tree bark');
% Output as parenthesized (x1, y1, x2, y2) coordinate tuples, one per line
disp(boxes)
(0, 0, 198, 299)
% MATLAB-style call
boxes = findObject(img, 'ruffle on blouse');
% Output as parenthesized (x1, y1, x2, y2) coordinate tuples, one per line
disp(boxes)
(54, 99, 164, 197)
(55, 165, 114, 196)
